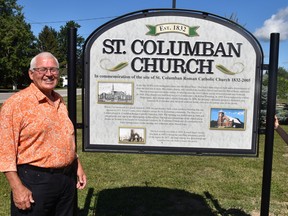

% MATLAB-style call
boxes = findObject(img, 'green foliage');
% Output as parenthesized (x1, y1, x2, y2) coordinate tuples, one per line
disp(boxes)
(34, 21, 84, 87)
(278, 67, 288, 79)
(57, 21, 84, 64)
(37, 26, 59, 54)
(259, 85, 268, 129)
(57, 21, 85, 87)
(0, 1, 84, 88)
(277, 77, 288, 100)
(261, 67, 288, 128)
(275, 68, 288, 125)
(262, 72, 268, 86)
(0, 0, 37, 88)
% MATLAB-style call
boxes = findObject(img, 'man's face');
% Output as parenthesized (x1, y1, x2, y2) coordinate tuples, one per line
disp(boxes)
(29, 56, 59, 95)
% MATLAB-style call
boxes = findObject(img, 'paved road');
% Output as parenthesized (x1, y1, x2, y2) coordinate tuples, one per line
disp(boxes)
(0, 89, 81, 104)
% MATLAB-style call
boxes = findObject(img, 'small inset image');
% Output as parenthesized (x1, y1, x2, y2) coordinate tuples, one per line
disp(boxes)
(98, 81, 133, 104)
(119, 127, 146, 144)
(210, 108, 246, 130)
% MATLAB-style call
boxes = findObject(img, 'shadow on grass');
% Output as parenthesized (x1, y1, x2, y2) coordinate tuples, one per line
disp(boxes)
(78, 187, 251, 216)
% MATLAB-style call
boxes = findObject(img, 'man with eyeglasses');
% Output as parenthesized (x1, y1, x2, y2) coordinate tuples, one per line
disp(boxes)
(0, 52, 87, 216)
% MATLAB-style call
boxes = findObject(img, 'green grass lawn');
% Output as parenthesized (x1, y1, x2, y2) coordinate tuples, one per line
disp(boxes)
(2, 132, 286, 215)
(1, 98, 288, 215)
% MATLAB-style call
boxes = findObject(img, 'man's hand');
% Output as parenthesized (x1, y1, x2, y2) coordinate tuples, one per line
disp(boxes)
(12, 184, 34, 210)
(76, 159, 87, 190)
(275, 115, 279, 129)
(4, 171, 35, 210)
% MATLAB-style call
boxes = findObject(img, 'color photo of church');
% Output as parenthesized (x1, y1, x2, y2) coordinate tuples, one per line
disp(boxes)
(210, 108, 246, 130)
(98, 82, 133, 104)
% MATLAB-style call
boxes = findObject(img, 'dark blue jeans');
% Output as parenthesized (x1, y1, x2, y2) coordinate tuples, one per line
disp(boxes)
(11, 164, 76, 216)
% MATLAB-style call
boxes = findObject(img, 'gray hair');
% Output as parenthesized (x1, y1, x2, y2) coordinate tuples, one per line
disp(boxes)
(29, 52, 59, 70)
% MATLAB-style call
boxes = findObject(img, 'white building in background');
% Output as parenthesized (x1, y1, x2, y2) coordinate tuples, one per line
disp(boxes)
(61, 75, 68, 87)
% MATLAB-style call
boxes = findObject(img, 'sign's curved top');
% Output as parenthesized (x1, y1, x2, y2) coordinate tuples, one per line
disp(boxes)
(85, 8, 263, 61)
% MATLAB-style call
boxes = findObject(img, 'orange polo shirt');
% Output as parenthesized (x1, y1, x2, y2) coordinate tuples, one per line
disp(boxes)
(0, 83, 76, 172)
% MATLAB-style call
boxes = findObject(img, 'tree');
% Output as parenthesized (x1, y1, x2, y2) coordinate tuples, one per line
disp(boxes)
(277, 67, 288, 79)
(226, 13, 246, 27)
(36, 26, 59, 55)
(259, 85, 268, 131)
(261, 67, 288, 126)
(34, 21, 84, 87)
(57, 21, 85, 87)
(277, 77, 288, 100)
(0, 0, 37, 89)
(262, 67, 288, 100)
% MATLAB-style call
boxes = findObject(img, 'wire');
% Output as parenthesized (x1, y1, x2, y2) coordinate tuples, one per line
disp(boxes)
(27, 16, 119, 25)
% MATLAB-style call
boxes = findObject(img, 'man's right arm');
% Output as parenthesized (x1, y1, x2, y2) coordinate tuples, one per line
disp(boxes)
(4, 171, 34, 210)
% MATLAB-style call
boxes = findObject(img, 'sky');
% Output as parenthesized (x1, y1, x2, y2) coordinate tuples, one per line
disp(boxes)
(18, 0, 288, 68)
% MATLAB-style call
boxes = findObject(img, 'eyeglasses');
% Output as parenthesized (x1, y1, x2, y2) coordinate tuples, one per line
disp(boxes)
(33, 67, 59, 74)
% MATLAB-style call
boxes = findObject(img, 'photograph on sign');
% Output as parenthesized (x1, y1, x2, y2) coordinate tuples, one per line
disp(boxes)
(119, 127, 146, 144)
(209, 108, 246, 130)
(98, 81, 134, 104)
(83, 9, 263, 156)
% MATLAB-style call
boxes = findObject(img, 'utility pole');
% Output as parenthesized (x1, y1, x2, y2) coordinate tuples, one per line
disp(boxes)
(172, 0, 176, 8)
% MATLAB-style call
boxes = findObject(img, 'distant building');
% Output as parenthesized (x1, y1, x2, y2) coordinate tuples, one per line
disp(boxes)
(61, 75, 68, 87)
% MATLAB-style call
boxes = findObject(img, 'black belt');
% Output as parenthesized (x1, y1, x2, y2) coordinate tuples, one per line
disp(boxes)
(18, 163, 74, 174)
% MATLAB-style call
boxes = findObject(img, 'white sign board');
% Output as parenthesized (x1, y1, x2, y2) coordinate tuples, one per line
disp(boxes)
(83, 9, 263, 156)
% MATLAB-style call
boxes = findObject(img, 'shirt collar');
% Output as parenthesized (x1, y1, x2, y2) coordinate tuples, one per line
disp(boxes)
(29, 83, 62, 106)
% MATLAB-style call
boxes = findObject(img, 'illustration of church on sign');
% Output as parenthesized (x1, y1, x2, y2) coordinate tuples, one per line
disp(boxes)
(217, 110, 244, 129)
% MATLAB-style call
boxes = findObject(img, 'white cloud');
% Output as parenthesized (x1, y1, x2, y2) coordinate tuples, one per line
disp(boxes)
(254, 7, 288, 41)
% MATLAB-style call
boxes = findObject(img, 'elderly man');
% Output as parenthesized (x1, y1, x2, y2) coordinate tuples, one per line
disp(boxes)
(0, 52, 87, 216)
